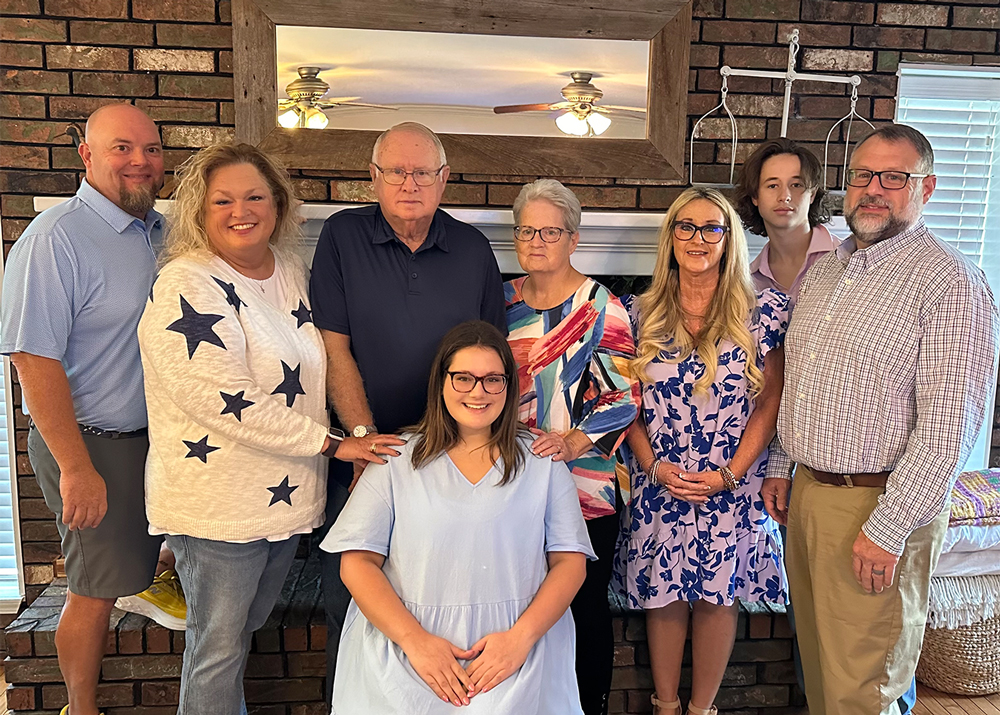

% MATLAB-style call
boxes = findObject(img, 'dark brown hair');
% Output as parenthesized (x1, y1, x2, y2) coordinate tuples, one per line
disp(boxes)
(734, 138, 830, 237)
(410, 321, 528, 485)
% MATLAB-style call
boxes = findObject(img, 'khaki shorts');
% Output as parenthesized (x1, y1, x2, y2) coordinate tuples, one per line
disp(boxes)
(28, 426, 161, 599)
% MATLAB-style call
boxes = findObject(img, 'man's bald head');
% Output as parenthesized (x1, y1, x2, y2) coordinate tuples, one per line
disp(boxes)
(85, 103, 157, 143)
(79, 104, 164, 219)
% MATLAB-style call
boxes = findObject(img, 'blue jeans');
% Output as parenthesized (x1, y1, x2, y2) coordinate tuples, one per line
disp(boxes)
(319, 475, 353, 705)
(898, 677, 917, 714)
(167, 534, 300, 715)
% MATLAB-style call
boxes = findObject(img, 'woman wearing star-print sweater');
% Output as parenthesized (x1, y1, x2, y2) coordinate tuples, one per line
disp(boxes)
(138, 143, 404, 715)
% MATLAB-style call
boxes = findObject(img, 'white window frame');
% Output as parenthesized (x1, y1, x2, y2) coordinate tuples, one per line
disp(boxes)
(896, 63, 1000, 470)
(0, 247, 28, 612)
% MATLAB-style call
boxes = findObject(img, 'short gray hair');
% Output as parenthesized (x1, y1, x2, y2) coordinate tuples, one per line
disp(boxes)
(853, 123, 934, 174)
(512, 179, 582, 234)
(371, 122, 447, 166)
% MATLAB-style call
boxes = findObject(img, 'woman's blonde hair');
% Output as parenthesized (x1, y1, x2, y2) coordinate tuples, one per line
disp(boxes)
(632, 187, 762, 397)
(163, 142, 300, 262)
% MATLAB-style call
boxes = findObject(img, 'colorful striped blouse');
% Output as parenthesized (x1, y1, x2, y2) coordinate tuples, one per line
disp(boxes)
(505, 276, 640, 519)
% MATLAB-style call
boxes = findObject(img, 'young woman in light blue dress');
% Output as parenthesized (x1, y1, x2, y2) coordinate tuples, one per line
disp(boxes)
(321, 320, 595, 714)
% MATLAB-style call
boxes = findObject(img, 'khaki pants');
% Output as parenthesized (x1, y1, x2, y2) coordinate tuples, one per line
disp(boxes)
(786, 466, 948, 715)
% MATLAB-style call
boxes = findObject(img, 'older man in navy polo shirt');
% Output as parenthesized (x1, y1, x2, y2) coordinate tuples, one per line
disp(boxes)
(310, 121, 506, 700)
(1, 104, 169, 715)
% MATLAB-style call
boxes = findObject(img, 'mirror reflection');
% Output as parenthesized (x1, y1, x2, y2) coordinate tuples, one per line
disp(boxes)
(275, 26, 649, 138)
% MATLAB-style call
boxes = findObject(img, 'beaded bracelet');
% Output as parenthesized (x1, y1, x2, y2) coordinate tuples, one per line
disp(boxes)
(720, 466, 738, 491)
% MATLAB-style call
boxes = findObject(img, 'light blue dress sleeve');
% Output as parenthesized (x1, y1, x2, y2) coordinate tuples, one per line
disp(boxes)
(0, 231, 76, 360)
(319, 461, 395, 556)
(543, 458, 598, 560)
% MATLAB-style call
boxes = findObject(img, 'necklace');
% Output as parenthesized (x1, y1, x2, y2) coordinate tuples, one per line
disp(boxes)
(249, 275, 268, 293)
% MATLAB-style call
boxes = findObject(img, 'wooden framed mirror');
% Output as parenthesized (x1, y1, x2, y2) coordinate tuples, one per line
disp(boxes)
(233, 0, 691, 180)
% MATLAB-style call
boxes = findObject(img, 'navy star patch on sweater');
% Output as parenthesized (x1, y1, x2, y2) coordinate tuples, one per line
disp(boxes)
(183, 435, 220, 463)
(219, 390, 255, 422)
(291, 300, 313, 328)
(212, 276, 247, 314)
(271, 361, 305, 407)
(267, 476, 298, 506)
(167, 295, 226, 359)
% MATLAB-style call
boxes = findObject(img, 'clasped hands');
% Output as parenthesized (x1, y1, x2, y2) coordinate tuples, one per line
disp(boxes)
(401, 627, 533, 707)
(651, 461, 724, 504)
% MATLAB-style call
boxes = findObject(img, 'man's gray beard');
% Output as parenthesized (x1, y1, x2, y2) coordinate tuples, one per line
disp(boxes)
(845, 193, 922, 246)
(119, 183, 157, 217)
(845, 209, 908, 245)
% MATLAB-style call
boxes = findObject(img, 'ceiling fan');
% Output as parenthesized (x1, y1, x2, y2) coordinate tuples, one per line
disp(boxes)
(277, 66, 397, 129)
(493, 71, 646, 137)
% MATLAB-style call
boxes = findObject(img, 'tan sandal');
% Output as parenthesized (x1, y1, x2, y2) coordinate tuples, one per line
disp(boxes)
(651, 694, 681, 714)
(687, 703, 718, 715)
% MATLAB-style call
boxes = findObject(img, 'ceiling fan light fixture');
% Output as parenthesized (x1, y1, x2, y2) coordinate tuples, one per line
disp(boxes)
(304, 106, 329, 130)
(556, 111, 589, 137)
(278, 107, 301, 129)
(587, 112, 611, 135)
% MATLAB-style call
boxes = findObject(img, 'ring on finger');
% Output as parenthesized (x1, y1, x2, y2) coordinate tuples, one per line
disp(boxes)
(369, 442, 378, 454)
(872, 567, 886, 575)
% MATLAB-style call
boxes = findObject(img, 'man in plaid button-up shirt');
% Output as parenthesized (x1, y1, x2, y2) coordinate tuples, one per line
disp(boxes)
(762, 124, 999, 715)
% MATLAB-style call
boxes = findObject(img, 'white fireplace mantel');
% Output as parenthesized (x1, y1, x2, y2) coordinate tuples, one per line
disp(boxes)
(35, 197, 849, 275)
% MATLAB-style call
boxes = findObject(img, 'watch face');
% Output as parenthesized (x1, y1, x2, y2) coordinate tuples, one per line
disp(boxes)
(353, 425, 369, 438)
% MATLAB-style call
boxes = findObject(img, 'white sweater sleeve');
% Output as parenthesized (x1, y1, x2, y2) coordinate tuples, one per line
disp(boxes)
(139, 260, 328, 458)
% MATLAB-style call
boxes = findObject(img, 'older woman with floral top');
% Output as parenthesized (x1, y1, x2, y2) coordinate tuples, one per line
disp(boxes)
(504, 179, 640, 715)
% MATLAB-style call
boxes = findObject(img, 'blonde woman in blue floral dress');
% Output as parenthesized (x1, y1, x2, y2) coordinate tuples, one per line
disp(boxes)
(613, 188, 789, 715)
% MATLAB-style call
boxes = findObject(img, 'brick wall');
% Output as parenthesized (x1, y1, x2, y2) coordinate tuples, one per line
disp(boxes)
(2, 0, 1000, 599)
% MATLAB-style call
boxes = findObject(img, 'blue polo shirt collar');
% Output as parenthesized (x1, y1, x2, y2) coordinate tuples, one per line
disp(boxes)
(372, 205, 450, 252)
(77, 179, 162, 234)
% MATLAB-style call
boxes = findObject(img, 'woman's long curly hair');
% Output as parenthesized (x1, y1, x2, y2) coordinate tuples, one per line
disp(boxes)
(163, 142, 300, 263)
(631, 187, 763, 398)
(410, 321, 529, 485)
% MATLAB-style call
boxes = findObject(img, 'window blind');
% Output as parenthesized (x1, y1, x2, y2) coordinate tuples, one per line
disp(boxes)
(0, 257, 26, 610)
(897, 64, 1000, 470)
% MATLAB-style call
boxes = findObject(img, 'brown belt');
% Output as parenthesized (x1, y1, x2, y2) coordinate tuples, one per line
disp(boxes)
(808, 468, 891, 488)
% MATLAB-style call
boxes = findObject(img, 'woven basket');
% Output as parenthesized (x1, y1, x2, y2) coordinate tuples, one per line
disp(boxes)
(916, 611, 1000, 695)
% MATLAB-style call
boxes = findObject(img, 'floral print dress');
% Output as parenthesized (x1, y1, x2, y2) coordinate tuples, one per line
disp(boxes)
(613, 289, 790, 608)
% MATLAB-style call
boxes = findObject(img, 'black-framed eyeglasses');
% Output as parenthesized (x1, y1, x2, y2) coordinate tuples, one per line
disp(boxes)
(672, 222, 729, 244)
(513, 226, 570, 243)
(372, 163, 446, 187)
(846, 169, 930, 190)
(447, 371, 508, 394)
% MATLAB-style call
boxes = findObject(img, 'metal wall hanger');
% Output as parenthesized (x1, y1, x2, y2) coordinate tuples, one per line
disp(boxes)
(823, 83, 876, 192)
(690, 30, 869, 189)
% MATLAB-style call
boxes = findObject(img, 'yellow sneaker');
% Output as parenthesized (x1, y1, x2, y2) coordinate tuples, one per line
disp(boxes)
(115, 570, 186, 631)
(60, 707, 105, 715)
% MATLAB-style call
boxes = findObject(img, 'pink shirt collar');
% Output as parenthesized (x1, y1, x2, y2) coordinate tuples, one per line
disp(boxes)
(750, 224, 837, 304)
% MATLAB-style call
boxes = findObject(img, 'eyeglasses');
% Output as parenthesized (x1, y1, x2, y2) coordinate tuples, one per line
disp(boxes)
(513, 226, 570, 243)
(846, 169, 930, 190)
(672, 222, 729, 244)
(447, 371, 508, 394)
(372, 163, 446, 187)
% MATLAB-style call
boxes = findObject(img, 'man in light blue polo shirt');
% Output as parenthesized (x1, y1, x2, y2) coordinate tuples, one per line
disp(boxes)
(1, 103, 175, 715)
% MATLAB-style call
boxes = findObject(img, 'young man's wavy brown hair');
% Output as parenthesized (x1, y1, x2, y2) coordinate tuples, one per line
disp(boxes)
(733, 138, 830, 237)
(410, 320, 529, 485)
